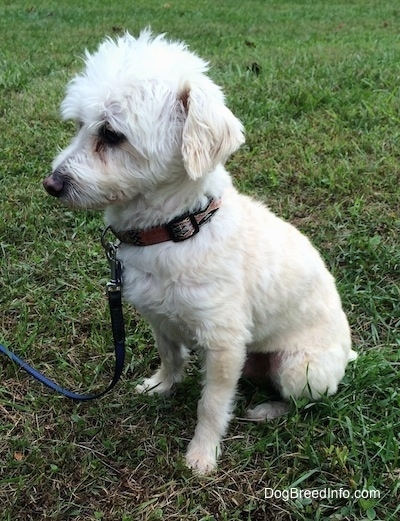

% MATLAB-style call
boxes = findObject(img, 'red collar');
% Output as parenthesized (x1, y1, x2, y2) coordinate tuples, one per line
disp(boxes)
(110, 199, 221, 246)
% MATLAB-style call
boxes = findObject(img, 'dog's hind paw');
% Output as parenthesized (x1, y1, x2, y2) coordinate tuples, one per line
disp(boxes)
(246, 401, 290, 421)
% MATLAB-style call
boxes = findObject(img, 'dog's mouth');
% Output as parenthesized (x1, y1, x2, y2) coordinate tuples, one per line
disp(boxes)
(43, 172, 115, 210)
(43, 172, 90, 208)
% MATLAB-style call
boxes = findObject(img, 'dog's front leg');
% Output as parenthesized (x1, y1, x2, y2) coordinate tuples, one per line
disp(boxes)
(135, 329, 187, 395)
(185, 345, 246, 474)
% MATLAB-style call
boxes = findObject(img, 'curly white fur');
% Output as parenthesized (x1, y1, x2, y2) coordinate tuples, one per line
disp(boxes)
(45, 31, 357, 474)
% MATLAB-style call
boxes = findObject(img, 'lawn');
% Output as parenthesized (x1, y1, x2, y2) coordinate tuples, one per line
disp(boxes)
(0, 0, 399, 520)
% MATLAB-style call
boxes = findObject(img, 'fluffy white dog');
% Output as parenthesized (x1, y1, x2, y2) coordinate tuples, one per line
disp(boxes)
(43, 30, 357, 474)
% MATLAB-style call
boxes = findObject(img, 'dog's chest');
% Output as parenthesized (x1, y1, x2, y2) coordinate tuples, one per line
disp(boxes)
(123, 266, 173, 313)
(119, 247, 206, 335)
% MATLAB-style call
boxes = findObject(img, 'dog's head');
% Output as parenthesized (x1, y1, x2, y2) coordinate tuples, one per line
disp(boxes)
(43, 30, 244, 209)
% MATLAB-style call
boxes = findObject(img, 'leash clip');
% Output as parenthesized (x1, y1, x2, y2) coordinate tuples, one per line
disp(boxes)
(102, 227, 122, 291)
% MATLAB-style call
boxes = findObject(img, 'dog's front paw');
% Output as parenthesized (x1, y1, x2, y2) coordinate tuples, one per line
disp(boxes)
(185, 440, 220, 475)
(135, 376, 172, 395)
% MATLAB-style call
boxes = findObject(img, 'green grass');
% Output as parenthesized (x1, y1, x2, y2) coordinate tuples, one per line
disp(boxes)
(0, 0, 399, 519)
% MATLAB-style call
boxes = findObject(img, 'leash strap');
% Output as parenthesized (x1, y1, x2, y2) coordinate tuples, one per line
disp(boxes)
(0, 237, 125, 401)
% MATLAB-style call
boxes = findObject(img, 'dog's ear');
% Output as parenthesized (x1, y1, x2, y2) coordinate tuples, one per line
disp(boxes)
(180, 82, 245, 179)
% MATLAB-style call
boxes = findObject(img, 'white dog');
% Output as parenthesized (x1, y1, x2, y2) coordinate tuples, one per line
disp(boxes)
(43, 30, 357, 474)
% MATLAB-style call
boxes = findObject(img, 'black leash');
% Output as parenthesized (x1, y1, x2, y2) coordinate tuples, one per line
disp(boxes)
(0, 231, 125, 401)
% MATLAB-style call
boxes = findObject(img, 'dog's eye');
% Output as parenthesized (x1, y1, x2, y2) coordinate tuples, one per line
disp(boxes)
(100, 125, 125, 146)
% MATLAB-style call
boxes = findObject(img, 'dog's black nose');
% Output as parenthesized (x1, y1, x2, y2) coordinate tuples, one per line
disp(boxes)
(43, 172, 65, 197)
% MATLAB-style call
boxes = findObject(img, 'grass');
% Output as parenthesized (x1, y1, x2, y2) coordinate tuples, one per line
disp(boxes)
(0, 0, 399, 519)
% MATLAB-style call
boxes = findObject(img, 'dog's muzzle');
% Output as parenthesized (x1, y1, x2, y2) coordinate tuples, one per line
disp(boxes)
(43, 171, 66, 198)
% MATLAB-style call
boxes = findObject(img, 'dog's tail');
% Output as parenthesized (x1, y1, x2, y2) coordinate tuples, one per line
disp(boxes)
(348, 349, 358, 362)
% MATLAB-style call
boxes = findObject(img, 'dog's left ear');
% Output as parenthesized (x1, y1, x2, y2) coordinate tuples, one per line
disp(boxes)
(180, 82, 245, 179)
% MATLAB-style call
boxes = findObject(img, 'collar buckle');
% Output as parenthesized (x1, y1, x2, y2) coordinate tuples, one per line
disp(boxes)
(166, 213, 200, 242)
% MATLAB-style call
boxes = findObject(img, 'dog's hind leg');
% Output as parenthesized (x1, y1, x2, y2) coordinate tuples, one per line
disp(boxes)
(135, 329, 188, 395)
(185, 343, 246, 474)
(246, 343, 353, 421)
(243, 352, 291, 421)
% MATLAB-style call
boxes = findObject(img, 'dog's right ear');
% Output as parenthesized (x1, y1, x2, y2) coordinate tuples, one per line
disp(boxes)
(180, 82, 244, 180)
